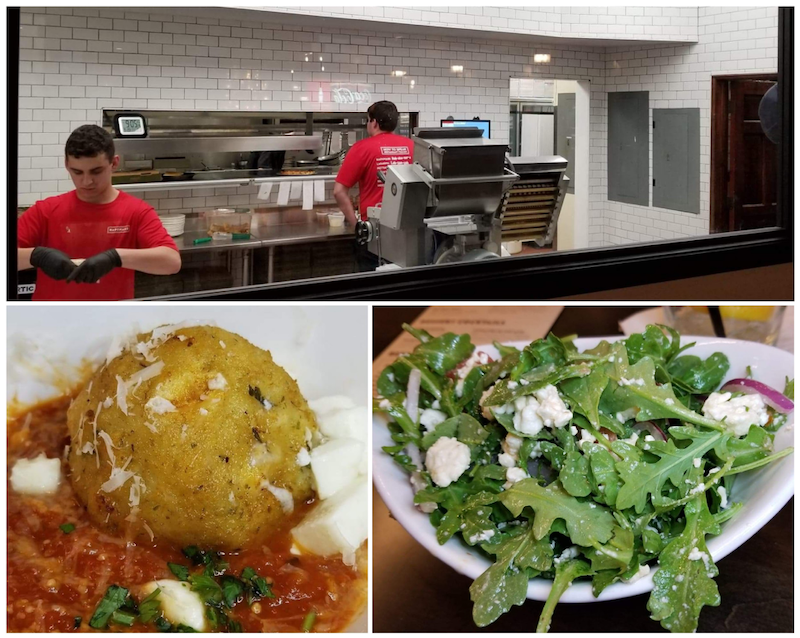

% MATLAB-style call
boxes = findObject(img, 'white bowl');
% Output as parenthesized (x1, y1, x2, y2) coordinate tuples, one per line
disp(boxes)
(7, 306, 369, 632)
(373, 336, 794, 604)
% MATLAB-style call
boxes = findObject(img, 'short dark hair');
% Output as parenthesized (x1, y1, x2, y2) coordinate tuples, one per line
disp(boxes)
(367, 101, 399, 132)
(65, 124, 115, 161)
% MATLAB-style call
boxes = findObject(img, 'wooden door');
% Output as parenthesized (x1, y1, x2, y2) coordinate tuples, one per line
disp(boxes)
(712, 76, 778, 232)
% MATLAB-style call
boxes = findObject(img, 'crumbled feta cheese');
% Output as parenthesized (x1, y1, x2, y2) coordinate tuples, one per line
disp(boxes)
(626, 563, 651, 584)
(498, 453, 517, 468)
(207, 373, 228, 391)
(534, 385, 572, 428)
(146, 396, 176, 415)
(620, 431, 639, 446)
(644, 435, 655, 442)
(717, 486, 728, 509)
(687, 547, 710, 569)
(553, 546, 579, 565)
(519, 378, 530, 386)
(454, 351, 491, 397)
(619, 377, 646, 387)
(665, 398, 675, 405)
(431, 399, 441, 409)
(675, 574, 684, 583)
(689, 484, 705, 495)
(10, 454, 61, 495)
(296, 448, 311, 467)
(378, 399, 391, 411)
(693, 457, 702, 468)
(570, 425, 578, 435)
(702, 392, 769, 437)
(579, 428, 597, 446)
(708, 466, 721, 475)
(425, 437, 471, 487)
(512, 395, 545, 435)
(616, 407, 638, 423)
(503, 466, 529, 489)
(468, 529, 495, 544)
(419, 408, 448, 433)
(507, 381, 519, 390)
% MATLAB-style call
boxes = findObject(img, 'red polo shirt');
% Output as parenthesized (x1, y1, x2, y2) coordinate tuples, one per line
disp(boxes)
(18, 190, 178, 301)
(335, 132, 413, 219)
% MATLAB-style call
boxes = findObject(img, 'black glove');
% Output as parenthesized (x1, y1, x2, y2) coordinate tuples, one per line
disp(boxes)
(30, 246, 77, 280)
(67, 249, 122, 284)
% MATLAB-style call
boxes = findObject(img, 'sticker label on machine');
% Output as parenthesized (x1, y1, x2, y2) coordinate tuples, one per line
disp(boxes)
(375, 146, 413, 188)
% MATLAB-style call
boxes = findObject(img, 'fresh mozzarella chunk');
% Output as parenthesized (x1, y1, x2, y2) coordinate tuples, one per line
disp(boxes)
(291, 479, 368, 566)
(702, 391, 769, 436)
(10, 454, 61, 495)
(310, 438, 365, 499)
(140, 580, 207, 632)
(315, 406, 368, 443)
(533, 385, 572, 428)
(419, 408, 448, 432)
(425, 436, 471, 487)
(308, 395, 356, 414)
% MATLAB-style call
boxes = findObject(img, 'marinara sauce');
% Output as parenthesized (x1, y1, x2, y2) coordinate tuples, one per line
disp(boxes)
(7, 396, 367, 632)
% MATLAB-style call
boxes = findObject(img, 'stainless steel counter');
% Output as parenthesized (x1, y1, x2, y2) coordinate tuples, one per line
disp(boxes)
(174, 210, 353, 284)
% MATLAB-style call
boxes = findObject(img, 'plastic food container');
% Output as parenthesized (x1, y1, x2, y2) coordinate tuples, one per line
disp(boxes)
(207, 208, 252, 236)
(316, 211, 329, 225)
(328, 211, 345, 228)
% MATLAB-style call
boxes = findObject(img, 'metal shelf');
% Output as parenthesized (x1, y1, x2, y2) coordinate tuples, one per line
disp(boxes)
(117, 173, 339, 193)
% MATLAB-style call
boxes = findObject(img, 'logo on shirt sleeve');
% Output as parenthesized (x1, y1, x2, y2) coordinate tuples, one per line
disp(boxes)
(107, 225, 130, 234)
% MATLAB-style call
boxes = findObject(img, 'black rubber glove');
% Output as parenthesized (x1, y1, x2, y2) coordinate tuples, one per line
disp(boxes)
(30, 246, 77, 280)
(67, 249, 122, 284)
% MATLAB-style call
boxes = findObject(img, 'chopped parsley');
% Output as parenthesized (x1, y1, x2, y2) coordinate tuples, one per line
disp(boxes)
(111, 610, 136, 627)
(248, 384, 265, 405)
(303, 609, 317, 632)
(89, 585, 129, 629)
(168, 562, 190, 582)
(138, 588, 162, 624)
(59, 522, 76, 534)
(73, 616, 82, 629)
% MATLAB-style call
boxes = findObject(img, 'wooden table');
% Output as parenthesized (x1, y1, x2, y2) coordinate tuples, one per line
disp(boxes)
(372, 306, 793, 633)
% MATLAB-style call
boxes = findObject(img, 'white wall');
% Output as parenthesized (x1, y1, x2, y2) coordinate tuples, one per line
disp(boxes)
(262, 7, 700, 43)
(599, 6, 778, 245)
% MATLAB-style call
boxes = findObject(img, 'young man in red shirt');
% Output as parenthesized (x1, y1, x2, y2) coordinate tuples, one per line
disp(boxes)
(333, 101, 413, 227)
(17, 124, 181, 300)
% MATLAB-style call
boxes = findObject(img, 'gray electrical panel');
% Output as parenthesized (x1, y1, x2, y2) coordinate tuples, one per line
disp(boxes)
(608, 91, 649, 206)
(653, 108, 700, 214)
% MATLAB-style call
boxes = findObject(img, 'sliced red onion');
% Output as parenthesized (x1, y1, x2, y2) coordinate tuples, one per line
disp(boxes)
(406, 368, 421, 422)
(720, 378, 794, 414)
(633, 421, 667, 441)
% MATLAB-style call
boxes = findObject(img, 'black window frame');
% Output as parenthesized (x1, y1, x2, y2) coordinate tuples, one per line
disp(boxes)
(6, 8, 793, 301)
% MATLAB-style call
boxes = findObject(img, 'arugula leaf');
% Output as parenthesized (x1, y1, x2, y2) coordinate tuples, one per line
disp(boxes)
(559, 450, 591, 497)
(584, 526, 634, 573)
(536, 559, 594, 633)
(483, 362, 591, 407)
(784, 377, 794, 401)
(613, 426, 727, 513)
(409, 331, 474, 376)
(560, 367, 610, 431)
(493, 341, 520, 358)
(584, 443, 622, 507)
(625, 324, 687, 366)
(168, 562, 190, 582)
(601, 351, 724, 431)
(89, 585, 129, 629)
(647, 496, 721, 632)
(421, 414, 488, 450)
(666, 353, 730, 394)
(376, 366, 404, 398)
(402, 323, 433, 343)
(498, 479, 616, 547)
(470, 525, 551, 627)
(713, 425, 772, 467)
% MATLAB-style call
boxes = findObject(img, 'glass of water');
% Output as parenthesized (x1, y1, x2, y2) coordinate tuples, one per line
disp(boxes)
(662, 306, 787, 345)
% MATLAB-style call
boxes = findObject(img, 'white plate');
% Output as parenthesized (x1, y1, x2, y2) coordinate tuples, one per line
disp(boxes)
(373, 336, 794, 604)
(7, 305, 369, 632)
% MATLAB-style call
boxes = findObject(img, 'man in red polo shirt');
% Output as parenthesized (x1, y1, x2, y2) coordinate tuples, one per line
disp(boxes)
(333, 101, 413, 227)
(17, 124, 181, 300)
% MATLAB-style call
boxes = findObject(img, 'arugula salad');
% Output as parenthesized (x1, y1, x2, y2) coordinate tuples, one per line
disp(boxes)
(374, 324, 794, 632)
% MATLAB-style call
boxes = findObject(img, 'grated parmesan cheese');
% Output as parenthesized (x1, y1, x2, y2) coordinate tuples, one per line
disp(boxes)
(146, 396, 176, 415)
(207, 373, 228, 391)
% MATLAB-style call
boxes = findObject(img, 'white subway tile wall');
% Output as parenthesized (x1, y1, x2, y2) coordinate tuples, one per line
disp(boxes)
(17, 6, 778, 248)
(265, 6, 700, 43)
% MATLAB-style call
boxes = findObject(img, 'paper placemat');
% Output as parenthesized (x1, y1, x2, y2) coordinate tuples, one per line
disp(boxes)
(373, 306, 563, 391)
